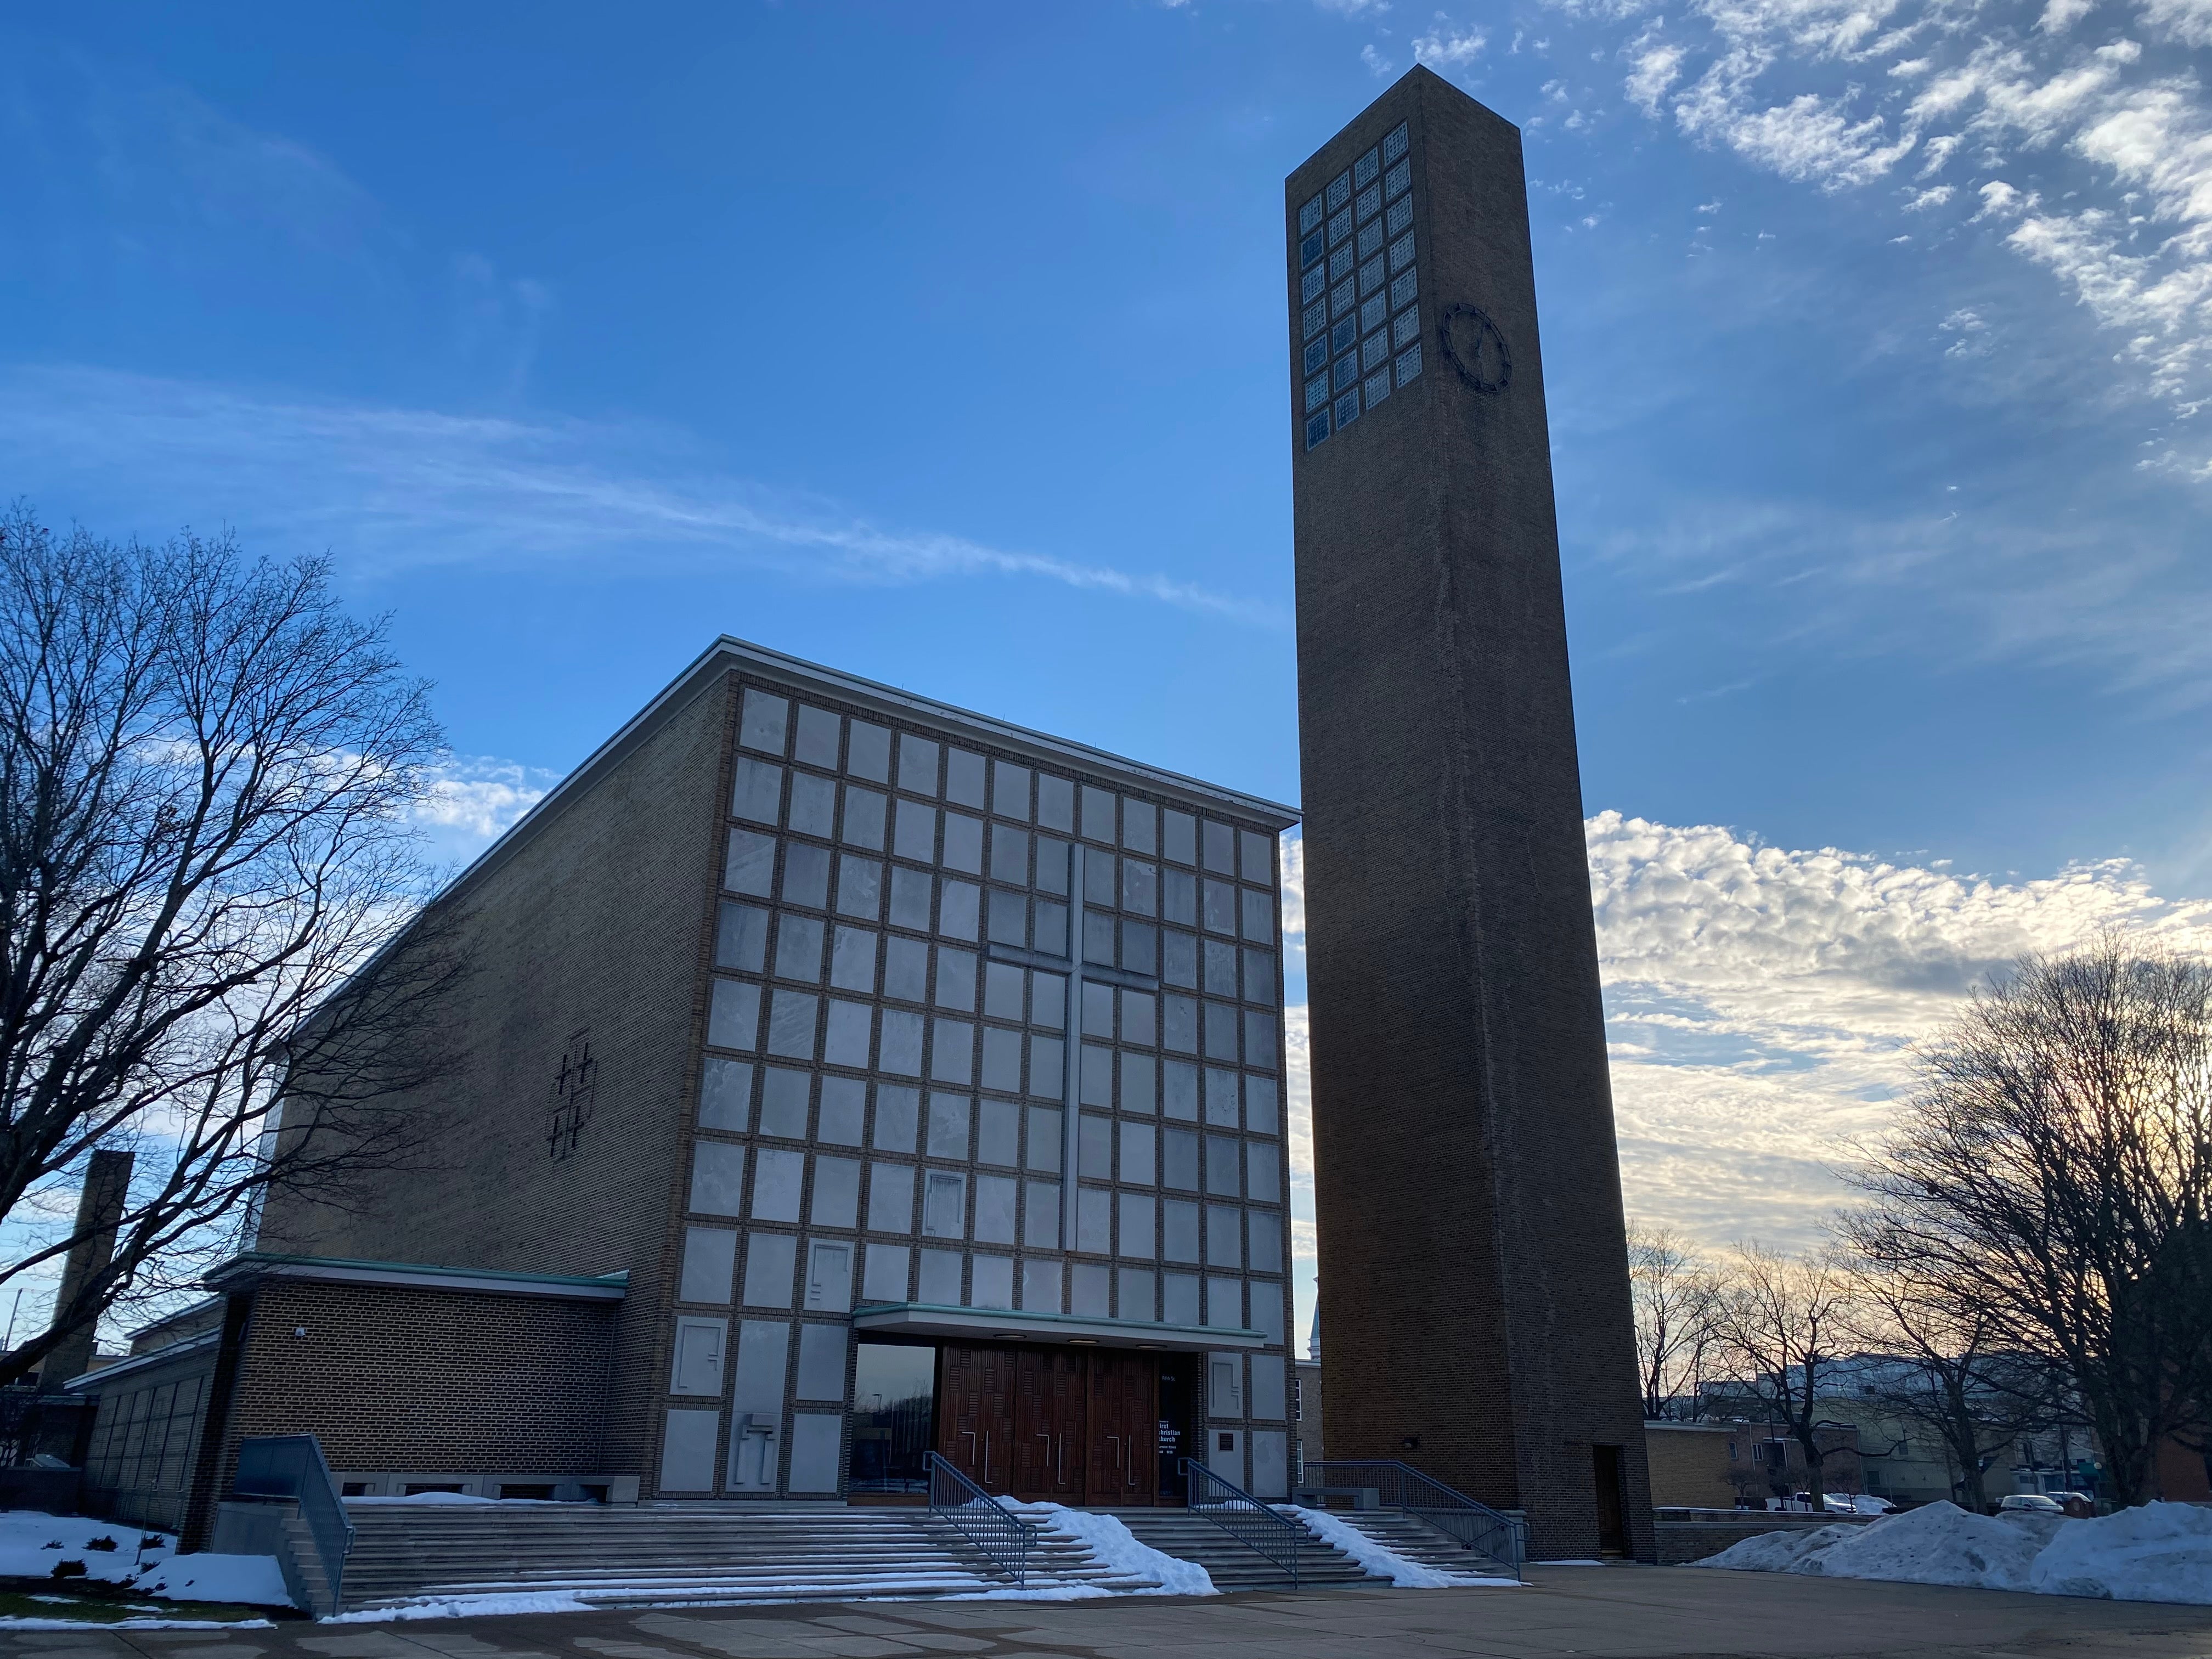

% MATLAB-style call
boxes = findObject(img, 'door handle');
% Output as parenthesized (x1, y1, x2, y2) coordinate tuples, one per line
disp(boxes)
(1107, 1433, 1122, 1469)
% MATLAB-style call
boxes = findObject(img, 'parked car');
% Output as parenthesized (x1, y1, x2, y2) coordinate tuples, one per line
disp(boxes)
(1789, 1493, 1875, 1515)
(1997, 1493, 2066, 1514)
(2051, 1491, 2096, 1518)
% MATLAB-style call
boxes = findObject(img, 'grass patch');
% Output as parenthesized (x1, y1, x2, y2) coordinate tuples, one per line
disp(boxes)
(0, 1578, 299, 1623)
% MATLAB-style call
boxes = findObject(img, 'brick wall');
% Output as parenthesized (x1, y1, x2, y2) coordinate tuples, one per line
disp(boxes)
(1289, 70, 1652, 1560)
(1644, 1424, 1743, 1510)
(256, 668, 734, 1477)
(216, 1280, 614, 1479)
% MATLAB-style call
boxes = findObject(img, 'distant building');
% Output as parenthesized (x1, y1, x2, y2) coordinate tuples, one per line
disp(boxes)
(1641, 1421, 1742, 1510)
(1642, 1418, 1864, 1510)
(1294, 1304, 1323, 1482)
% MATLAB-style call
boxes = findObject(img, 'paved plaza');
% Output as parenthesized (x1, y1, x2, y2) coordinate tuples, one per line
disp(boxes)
(13, 1570, 2212, 1659)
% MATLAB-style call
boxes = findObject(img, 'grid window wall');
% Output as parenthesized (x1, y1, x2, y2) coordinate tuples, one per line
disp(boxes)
(704, 684, 1290, 1321)
(1296, 119, 1420, 450)
(674, 679, 1295, 1492)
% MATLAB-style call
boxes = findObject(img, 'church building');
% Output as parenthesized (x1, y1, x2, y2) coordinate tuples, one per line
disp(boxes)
(74, 638, 1299, 1539)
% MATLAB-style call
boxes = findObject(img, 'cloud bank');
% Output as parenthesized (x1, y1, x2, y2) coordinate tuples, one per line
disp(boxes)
(1277, 811, 2212, 1269)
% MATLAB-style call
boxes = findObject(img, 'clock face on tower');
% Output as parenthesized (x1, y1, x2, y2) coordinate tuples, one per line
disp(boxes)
(1438, 304, 1511, 396)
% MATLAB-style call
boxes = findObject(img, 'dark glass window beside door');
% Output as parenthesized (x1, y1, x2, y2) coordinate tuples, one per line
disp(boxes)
(848, 1342, 935, 1496)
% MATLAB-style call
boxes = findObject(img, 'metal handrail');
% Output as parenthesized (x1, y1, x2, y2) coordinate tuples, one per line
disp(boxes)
(1181, 1457, 1302, 1589)
(1302, 1457, 1526, 1578)
(924, 1451, 1037, 1588)
(234, 1434, 356, 1610)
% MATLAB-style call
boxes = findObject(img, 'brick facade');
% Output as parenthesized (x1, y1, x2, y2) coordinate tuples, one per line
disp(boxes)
(1644, 1422, 1744, 1510)
(215, 1280, 614, 1482)
(245, 641, 1299, 1506)
(1288, 69, 1654, 1560)
(256, 665, 732, 1478)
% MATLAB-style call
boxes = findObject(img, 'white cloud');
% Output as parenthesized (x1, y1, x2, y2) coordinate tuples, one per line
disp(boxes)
(1567, 0, 2212, 459)
(2140, 0, 2212, 45)
(416, 755, 554, 839)
(1939, 304, 1994, 355)
(1590, 810, 2212, 1247)
(1627, 41, 1689, 115)
(405, 755, 560, 868)
(1701, 91, 1919, 188)
(1414, 21, 1489, 66)
(1971, 178, 2033, 219)
(1362, 43, 1396, 75)
(1282, 808, 2212, 1278)
(0, 365, 1284, 627)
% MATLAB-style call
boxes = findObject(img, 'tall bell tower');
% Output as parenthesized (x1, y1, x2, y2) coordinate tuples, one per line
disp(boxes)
(1287, 66, 1653, 1561)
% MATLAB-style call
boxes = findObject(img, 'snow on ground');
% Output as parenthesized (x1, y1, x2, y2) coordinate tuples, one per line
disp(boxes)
(1285, 1507, 1520, 1589)
(0, 1513, 171, 1583)
(0, 1618, 275, 1632)
(344, 1493, 564, 1506)
(2030, 1503, 2212, 1603)
(1697, 1501, 2212, 1604)
(1015, 1503, 1215, 1595)
(132, 1553, 295, 1609)
(330, 1591, 597, 1623)
(332, 1578, 1128, 1622)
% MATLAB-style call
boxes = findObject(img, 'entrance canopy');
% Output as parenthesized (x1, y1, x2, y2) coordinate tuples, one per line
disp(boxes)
(852, 1301, 1265, 1353)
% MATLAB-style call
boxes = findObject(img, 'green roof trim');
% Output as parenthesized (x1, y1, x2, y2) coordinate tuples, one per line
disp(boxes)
(210, 1251, 628, 1291)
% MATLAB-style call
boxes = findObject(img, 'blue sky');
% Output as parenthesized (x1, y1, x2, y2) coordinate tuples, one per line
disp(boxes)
(9, 0, 2212, 1326)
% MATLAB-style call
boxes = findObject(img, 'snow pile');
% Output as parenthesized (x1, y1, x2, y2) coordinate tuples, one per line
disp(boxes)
(1019, 1504, 1215, 1595)
(0, 1617, 274, 1632)
(1790, 1505, 2044, 1592)
(1695, 1522, 1859, 1574)
(1697, 1500, 2212, 1605)
(0, 1513, 171, 1582)
(132, 1554, 295, 1609)
(1285, 1506, 1520, 1589)
(331, 1590, 596, 1622)
(2029, 1502, 2212, 1604)
(345, 1492, 562, 1506)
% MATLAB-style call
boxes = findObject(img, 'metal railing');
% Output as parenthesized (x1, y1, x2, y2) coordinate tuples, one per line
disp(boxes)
(1301, 1458, 1526, 1578)
(1182, 1457, 1304, 1588)
(924, 1451, 1037, 1588)
(234, 1434, 356, 1611)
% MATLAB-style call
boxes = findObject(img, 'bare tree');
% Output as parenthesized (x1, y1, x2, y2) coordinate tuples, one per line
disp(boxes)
(1709, 1242, 1860, 1509)
(1629, 1224, 1723, 1420)
(0, 506, 455, 1387)
(1837, 1242, 2066, 1511)
(1848, 936, 2212, 1505)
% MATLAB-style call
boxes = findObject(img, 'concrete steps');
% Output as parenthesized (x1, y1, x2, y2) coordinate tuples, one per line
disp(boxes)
(338, 1503, 1155, 1611)
(1097, 1507, 1382, 1591)
(1318, 1509, 1521, 1579)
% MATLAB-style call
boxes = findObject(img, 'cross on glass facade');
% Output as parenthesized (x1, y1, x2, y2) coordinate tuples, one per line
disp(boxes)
(981, 839, 1161, 1248)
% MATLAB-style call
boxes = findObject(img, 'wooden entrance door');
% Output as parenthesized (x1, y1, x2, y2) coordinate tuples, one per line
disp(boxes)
(1086, 1352, 1158, 1506)
(936, 1344, 1018, 1494)
(1013, 1348, 1087, 1502)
